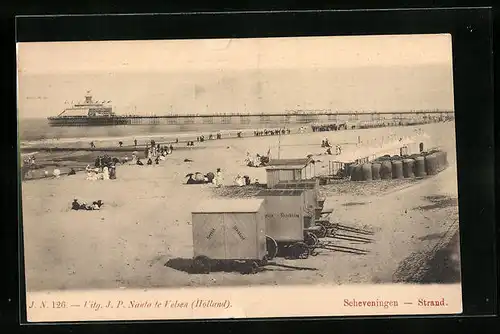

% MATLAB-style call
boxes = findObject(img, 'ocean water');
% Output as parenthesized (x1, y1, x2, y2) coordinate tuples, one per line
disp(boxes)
(18, 118, 296, 142)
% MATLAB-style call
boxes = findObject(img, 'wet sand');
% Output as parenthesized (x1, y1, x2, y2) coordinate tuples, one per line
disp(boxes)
(20, 122, 460, 291)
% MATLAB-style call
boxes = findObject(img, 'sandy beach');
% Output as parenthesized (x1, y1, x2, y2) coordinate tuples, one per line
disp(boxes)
(20, 121, 460, 291)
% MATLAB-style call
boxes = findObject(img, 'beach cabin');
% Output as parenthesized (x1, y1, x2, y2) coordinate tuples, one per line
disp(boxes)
(273, 182, 319, 228)
(191, 199, 267, 262)
(256, 189, 306, 243)
(265, 158, 316, 188)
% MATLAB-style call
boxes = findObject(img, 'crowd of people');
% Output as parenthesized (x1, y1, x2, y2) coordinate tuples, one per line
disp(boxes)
(135, 140, 174, 166)
(244, 150, 271, 167)
(253, 128, 291, 136)
(86, 155, 117, 181)
(311, 123, 348, 132)
(185, 168, 223, 187)
(71, 199, 103, 211)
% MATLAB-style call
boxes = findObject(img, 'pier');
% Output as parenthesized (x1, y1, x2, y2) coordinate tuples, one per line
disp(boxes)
(51, 110, 454, 126)
(123, 110, 454, 125)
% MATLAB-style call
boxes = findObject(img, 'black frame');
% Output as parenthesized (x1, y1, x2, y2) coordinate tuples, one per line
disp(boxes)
(6, 7, 496, 333)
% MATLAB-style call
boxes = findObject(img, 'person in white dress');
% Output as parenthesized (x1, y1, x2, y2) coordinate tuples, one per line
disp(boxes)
(213, 168, 223, 187)
(102, 166, 110, 180)
(234, 174, 245, 187)
(52, 169, 61, 178)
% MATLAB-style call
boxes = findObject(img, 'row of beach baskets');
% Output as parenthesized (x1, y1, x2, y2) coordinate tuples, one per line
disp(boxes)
(347, 150, 449, 181)
(190, 179, 373, 274)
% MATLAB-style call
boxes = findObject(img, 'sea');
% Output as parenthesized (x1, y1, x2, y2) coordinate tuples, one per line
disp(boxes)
(18, 118, 305, 143)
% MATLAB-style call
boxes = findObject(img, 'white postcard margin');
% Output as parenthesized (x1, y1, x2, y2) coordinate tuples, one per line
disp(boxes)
(26, 283, 462, 322)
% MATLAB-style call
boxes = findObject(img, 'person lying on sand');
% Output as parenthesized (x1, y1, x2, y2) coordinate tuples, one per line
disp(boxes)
(185, 173, 199, 184)
(91, 201, 102, 210)
(72, 199, 103, 211)
(136, 159, 144, 166)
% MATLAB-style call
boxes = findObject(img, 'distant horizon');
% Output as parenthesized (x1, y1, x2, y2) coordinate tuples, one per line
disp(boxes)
(17, 35, 455, 119)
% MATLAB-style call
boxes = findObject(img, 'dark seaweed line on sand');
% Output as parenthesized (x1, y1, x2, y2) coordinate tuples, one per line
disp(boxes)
(392, 218, 459, 283)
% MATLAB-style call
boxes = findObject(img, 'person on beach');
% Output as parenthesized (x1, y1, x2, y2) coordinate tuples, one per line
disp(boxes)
(234, 174, 245, 187)
(109, 166, 116, 179)
(170, 144, 174, 151)
(90, 141, 95, 148)
(102, 166, 109, 180)
(147, 158, 153, 165)
(119, 141, 123, 147)
(53, 169, 61, 178)
(213, 168, 223, 187)
(68, 168, 76, 176)
(136, 159, 144, 166)
(134, 139, 137, 147)
(186, 174, 197, 184)
(71, 199, 80, 210)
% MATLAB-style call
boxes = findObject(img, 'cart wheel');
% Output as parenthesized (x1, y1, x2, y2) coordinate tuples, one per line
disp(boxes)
(193, 256, 211, 274)
(310, 249, 320, 256)
(304, 231, 318, 246)
(291, 242, 310, 259)
(266, 235, 278, 260)
(314, 223, 328, 239)
(241, 261, 259, 275)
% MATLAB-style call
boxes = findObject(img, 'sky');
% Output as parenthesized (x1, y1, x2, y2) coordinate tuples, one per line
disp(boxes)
(16, 34, 455, 118)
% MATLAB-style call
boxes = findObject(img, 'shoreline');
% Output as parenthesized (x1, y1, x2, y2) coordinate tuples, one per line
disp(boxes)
(19, 121, 446, 152)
